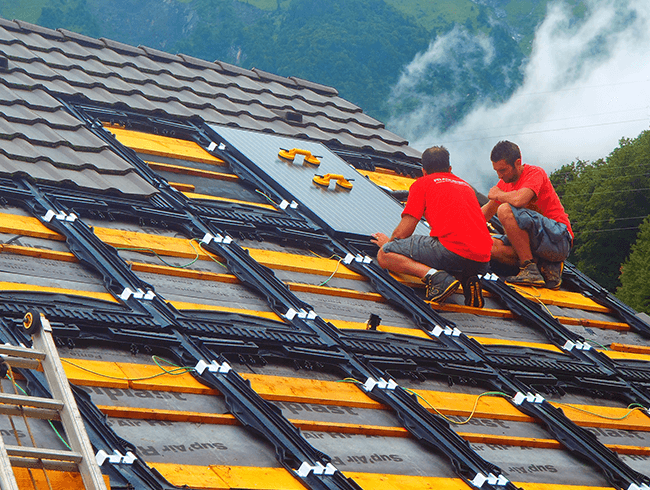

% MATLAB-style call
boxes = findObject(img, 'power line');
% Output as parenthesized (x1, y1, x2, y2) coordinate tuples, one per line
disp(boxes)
(443, 118, 649, 144)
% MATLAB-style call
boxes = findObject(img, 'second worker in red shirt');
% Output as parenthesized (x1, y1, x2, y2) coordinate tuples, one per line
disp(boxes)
(482, 140, 573, 289)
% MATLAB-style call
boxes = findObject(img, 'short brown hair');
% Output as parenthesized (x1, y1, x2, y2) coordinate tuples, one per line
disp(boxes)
(490, 140, 520, 167)
(421, 146, 450, 173)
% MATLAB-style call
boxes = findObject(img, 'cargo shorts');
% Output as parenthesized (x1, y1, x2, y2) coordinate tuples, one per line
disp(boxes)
(494, 205, 572, 262)
(382, 235, 489, 278)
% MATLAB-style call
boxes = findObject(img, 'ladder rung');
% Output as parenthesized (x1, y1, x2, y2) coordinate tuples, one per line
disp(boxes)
(0, 344, 45, 361)
(0, 405, 60, 421)
(0, 393, 64, 411)
(6, 446, 83, 463)
(1, 356, 40, 370)
(9, 457, 79, 472)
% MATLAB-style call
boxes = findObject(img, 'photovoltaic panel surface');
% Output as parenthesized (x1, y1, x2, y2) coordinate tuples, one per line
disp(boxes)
(210, 125, 429, 237)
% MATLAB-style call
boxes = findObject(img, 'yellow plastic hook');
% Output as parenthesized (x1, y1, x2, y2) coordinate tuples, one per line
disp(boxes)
(278, 148, 321, 166)
(312, 173, 354, 190)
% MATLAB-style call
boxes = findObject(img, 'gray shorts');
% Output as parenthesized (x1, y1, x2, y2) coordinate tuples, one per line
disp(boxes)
(495, 205, 572, 262)
(383, 235, 489, 279)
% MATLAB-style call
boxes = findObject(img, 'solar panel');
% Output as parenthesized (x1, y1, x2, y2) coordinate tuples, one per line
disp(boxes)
(209, 125, 428, 238)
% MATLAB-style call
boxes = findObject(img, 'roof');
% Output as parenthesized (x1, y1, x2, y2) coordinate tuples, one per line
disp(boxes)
(0, 15, 649, 490)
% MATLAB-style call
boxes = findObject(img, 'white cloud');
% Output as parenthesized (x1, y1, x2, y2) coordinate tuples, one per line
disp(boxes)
(388, 0, 650, 192)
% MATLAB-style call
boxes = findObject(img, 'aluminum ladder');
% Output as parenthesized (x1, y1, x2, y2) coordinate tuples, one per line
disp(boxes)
(0, 311, 107, 490)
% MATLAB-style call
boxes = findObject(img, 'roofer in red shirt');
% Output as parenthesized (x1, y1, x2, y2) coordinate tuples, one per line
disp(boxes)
(482, 140, 573, 289)
(371, 146, 492, 308)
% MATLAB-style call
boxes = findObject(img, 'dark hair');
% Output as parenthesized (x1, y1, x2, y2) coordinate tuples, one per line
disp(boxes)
(490, 140, 521, 167)
(421, 146, 450, 173)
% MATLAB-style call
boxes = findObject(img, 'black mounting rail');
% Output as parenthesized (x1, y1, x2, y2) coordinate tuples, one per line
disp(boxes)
(562, 262, 650, 338)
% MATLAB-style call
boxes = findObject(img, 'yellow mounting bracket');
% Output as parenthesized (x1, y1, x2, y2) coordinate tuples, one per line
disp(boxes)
(278, 148, 321, 166)
(312, 173, 354, 190)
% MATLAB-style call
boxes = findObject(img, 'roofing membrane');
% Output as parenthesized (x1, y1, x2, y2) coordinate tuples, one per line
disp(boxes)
(0, 14, 648, 490)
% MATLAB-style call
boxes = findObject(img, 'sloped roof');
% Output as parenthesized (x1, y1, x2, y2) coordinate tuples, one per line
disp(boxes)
(0, 15, 649, 490)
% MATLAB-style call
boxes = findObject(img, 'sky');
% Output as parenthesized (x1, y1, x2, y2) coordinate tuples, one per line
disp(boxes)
(388, 0, 650, 192)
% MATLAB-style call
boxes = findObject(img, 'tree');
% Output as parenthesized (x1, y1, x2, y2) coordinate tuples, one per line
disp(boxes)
(617, 215, 650, 314)
(551, 131, 650, 292)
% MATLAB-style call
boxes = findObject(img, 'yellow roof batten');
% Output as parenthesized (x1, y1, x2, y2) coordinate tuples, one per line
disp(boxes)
(106, 126, 225, 166)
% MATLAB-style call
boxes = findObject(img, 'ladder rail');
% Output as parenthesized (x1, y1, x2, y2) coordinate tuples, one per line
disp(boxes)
(29, 313, 108, 490)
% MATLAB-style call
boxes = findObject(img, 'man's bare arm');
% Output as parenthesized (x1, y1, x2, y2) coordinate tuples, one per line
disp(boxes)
(487, 186, 535, 209)
(482, 199, 499, 221)
(371, 215, 419, 248)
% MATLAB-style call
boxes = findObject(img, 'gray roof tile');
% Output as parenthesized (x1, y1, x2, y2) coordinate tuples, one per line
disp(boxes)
(57, 28, 104, 48)
(100, 37, 146, 57)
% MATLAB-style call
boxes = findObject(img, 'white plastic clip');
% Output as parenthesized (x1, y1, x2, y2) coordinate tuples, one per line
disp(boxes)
(201, 233, 214, 244)
(133, 289, 145, 299)
(42, 209, 56, 222)
(297, 461, 331, 477)
(471, 472, 487, 488)
(362, 377, 378, 392)
(496, 474, 509, 486)
(144, 290, 156, 300)
(343, 253, 355, 265)
(513, 392, 526, 406)
(487, 474, 498, 485)
(355, 254, 364, 262)
(290, 201, 298, 209)
(122, 451, 137, 464)
(362, 255, 372, 264)
(563, 340, 575, 351)
(207, 142, 217, 152)
(307, 310, 317, 320)
(223, 235, 233, 244)
(55, 212, 67, 221)
(285, 308, 298, 320)
(95, 449, 109, 466)
(279, 200, 290, 210)
(65, 212, 77, 222)
(451, 327, 462, 337)
(297, 462, 312, 477)
(386, 379, 398, 390)
(431, 325, 444, 337)
(218, 143, 226, 151)
(627, 484, 641, 490)
(297, 309, 308, 319)
(119, 288, 134, 301)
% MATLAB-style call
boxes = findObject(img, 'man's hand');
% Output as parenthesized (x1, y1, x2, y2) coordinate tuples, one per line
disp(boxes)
(487, 185, 504, 201)
(371, 233, 389, 248)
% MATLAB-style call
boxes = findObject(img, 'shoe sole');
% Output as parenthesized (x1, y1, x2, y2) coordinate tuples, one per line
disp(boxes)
(427, 280, 460, 303)
(463, 277, 484, 308)
(506, 278, 546, 287)
(464, 278, 484, 308)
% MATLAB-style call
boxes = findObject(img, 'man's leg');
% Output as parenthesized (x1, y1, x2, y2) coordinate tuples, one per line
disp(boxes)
(376, 248, 430, 279)
(496, 203, 533, 264)
(496, 204, 544, 286)
(378, 237, 460, 302)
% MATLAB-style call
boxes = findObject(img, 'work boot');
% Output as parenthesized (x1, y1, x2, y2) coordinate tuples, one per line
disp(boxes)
(462, 275, 484, 308)
(423, 271, 459, 303)
(506, 260, 545, 287)
(538, 259, 564, 290)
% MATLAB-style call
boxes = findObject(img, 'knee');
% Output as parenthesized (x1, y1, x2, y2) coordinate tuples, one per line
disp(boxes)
(496, 203, 514, 222)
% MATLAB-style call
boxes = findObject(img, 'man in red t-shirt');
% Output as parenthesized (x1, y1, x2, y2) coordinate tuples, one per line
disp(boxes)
(371, 146, 492, 307)
(482, 140, 573, 288)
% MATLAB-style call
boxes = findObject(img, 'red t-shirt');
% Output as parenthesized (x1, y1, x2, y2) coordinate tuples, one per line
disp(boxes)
(403, 172, 492, 262)
(496, 164, 573, 239)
